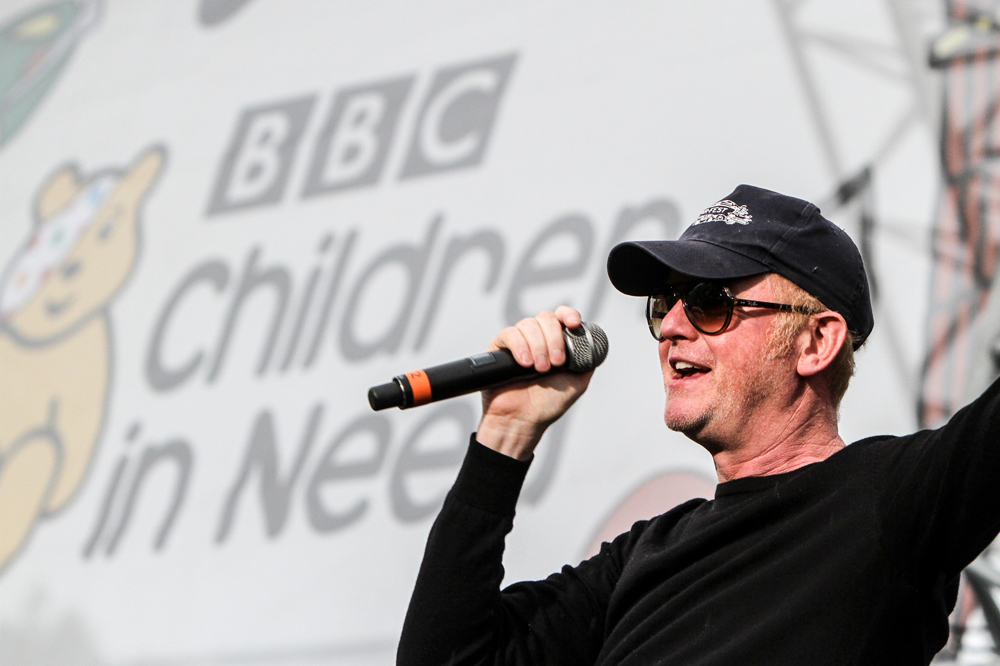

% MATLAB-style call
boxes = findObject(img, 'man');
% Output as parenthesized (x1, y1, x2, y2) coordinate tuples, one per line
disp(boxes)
(397, 185, 1000, 665)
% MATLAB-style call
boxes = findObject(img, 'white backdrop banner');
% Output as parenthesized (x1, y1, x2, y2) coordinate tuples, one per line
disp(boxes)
(0, 1, 945, 664)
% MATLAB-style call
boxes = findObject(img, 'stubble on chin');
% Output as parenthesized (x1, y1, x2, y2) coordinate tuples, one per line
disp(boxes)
(662, 349, 787, 441)
(663, 390, 707, 435)
(663, 379, 712, 435)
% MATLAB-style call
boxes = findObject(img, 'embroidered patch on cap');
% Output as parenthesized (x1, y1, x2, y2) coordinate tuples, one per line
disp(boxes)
(692, 199, 752, 226)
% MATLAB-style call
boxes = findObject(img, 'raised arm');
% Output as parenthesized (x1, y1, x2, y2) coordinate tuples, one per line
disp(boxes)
(874, 377, 1000, 584)
(397, 307, 617, 666)
(476, 306, 593, 460)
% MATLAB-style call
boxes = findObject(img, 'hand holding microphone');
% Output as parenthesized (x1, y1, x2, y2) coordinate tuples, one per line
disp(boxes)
(368, 320, 608, 410)
(368, 307, 607, 461)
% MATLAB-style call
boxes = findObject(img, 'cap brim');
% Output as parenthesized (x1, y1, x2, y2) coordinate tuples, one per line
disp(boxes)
(607, 240, 772, 296)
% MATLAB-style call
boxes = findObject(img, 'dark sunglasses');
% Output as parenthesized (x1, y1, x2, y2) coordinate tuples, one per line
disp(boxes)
(646, 281, 823, 340)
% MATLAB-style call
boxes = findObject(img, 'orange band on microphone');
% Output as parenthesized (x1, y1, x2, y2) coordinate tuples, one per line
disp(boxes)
(405, 370, 432, 406)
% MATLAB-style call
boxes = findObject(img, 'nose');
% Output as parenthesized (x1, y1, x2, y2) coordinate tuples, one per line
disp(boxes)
(657, 297, 698, 343)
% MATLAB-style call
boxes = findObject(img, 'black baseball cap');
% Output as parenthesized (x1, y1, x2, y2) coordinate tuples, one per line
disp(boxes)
(607, 184, 873, 347)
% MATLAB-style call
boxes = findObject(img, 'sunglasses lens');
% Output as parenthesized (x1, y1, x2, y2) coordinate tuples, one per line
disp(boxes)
(684, 282, 732, 334)
(646, 294, 677, 340)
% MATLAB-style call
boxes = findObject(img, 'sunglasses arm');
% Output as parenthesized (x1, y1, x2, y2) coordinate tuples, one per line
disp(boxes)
(731, 298, 819, 315)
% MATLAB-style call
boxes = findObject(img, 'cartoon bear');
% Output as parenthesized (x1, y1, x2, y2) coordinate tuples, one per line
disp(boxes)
(0, 146, 164, 571)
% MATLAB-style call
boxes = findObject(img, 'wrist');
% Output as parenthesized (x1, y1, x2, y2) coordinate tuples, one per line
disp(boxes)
(476, 414, 547, 461)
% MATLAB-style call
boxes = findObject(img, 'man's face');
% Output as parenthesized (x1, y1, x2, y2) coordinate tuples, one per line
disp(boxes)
(658, 273, 798, 451)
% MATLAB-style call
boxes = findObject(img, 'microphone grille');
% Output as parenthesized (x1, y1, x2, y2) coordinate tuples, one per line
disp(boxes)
(564, 321, 609, 372)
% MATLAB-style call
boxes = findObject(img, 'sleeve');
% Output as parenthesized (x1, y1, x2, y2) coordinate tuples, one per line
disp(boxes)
(396, 435, 630, 666)
(873, 376, 1000, 583)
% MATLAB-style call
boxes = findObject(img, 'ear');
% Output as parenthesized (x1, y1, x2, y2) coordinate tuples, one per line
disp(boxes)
(36, 165, 82, 222)
(796, 311, 848, 379)
(119, 145, 166, 203)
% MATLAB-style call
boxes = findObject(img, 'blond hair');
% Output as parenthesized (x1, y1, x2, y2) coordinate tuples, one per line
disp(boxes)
(765, 274, 857, 407)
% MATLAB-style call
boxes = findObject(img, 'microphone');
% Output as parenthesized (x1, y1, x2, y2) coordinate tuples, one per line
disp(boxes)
(368, 322, 609, 411)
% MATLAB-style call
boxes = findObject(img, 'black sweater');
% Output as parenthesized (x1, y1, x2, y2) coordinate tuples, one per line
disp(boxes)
(398, 381, 1000, 665)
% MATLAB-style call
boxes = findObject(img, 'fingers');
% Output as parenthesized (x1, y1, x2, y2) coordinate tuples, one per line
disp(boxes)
(491, 317, 551, 372)
(554, 305, 582, 329)
(488, 307, 583, 372)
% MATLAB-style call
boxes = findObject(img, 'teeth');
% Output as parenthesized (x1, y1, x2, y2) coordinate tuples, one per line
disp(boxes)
(675, 361, 699, 371)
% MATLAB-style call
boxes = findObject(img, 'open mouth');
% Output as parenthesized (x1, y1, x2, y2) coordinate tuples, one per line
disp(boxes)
(670, 360, 710, 379)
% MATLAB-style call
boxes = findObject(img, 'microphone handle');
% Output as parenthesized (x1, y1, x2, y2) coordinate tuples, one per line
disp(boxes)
(369, 350, 539, 410)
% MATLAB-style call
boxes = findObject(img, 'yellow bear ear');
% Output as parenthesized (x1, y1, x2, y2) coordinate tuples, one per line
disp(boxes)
(36, 165, 82, 223)
(120, 146, 166, 201)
